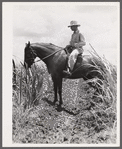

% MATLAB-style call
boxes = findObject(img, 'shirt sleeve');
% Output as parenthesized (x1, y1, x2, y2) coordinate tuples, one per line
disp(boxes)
(74, 33, 86, 48)
(69, 34, 74, 46)
(69, 32, 86, 48)
(79, 33, 85, 42)
(76, 33, 86, 47)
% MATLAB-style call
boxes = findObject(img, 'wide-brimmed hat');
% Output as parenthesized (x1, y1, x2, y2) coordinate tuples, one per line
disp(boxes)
(68, 21, 80, 27)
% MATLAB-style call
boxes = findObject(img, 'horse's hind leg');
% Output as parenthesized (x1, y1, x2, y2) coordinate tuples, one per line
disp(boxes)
(52, 79, 58, 104)
(52, 76, 63, 107)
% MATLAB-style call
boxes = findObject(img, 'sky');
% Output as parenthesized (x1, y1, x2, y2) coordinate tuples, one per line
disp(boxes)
(4, 2, 120, 65)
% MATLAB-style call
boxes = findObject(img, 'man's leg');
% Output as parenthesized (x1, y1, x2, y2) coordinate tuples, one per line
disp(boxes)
(68, 49, 79, 71)
(63, 49, 79, 76)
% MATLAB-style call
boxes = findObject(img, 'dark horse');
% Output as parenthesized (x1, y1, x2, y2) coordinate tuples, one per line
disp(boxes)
(24, 41, 105, 107)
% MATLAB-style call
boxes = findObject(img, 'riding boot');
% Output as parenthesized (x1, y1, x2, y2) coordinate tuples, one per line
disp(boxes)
(63, 55, 72, 76)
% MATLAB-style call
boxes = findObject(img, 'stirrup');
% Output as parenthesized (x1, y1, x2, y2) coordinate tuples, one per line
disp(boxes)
(63, 70, 72, 76)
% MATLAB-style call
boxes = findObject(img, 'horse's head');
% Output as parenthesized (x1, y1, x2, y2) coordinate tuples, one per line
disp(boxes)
(24, 41, 37, 68)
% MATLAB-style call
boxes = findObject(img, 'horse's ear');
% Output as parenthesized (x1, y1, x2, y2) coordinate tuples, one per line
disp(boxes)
(28, 41, 30, 46)
(25, 41, 30, 48)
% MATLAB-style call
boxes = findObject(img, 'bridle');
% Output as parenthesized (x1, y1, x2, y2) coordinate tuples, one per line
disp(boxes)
(29, 46, 37, 60)
(25, 46, 37, 62)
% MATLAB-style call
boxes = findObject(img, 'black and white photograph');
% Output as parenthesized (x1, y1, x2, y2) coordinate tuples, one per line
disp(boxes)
(3, 2, 120, 147)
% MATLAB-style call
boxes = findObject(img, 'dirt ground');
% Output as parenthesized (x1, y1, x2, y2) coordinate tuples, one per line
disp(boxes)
(13, 78, 117, 144)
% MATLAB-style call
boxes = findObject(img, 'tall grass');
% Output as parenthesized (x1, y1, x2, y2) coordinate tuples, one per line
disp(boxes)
(76, 44, 117, 143)
(88, 44, 117, 106)
(12, 59, 16, 89)
(12, 63, 46, 110)
(12, 62, 48, 143)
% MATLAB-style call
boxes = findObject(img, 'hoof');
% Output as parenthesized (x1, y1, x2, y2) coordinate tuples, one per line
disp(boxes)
(53, 100, 57, 105)
(56, 104, 63, 112)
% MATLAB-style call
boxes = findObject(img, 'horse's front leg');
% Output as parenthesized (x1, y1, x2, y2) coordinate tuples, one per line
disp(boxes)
(53, 80, 58, 104)
(58, 77, 63, 106)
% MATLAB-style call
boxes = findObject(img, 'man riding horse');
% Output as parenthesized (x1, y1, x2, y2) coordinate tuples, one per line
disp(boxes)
(63, 20, 86, 76)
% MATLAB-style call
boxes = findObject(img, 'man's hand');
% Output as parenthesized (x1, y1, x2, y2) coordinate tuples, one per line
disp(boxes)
(74, 43, 79, 48)
(65, 45, 72, 49)
(65, 45, 74, 54)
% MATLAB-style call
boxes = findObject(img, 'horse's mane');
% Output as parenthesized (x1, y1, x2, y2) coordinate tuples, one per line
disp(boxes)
(31, 42, 63, 51)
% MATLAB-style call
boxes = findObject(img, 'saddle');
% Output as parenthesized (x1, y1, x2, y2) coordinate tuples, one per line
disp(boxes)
(64, 45, 83, 72)
(64, 45, 83, 62)
(64, 52, 83, 71)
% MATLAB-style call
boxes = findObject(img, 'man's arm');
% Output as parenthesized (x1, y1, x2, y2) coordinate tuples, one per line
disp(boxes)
(75, 33, 86, 48)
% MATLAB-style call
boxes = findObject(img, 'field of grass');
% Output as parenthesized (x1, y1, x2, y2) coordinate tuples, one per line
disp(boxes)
(12, 49, 117, 144)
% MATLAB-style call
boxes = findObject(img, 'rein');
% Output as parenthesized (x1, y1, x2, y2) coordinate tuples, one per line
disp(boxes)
(29, 45, 65, 63)
(42, 49, 63, 60)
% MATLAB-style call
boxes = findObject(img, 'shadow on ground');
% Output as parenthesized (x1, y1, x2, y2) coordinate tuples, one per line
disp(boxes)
(42, 97, 80, 115)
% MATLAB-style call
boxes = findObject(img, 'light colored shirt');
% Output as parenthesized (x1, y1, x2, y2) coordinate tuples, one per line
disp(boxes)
(70, 30, 86, 53)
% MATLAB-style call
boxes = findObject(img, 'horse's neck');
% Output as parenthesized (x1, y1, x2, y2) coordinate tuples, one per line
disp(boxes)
(33, 45, 57, 70)
(34, 46, 53, 60)
(32, 43, 66, 74)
